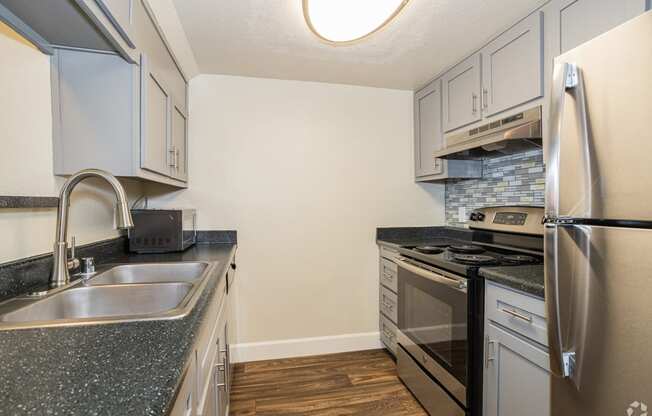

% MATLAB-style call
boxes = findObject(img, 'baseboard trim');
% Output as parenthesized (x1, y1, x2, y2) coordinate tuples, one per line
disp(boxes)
(231, 331, 383, 363)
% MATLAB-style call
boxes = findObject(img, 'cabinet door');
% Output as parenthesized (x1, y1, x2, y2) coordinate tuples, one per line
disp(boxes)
(442, 53, 482, 132)
(414, 80, 445, 178)
(482, 11, 544, 117)
(171, 102, 188, 181)
(484, 322, 550, 416)
(95, 0, 135, 48)
(170, 359, 197, 416)
(559, 0, 648, 53)
(140, 54, 171, 176)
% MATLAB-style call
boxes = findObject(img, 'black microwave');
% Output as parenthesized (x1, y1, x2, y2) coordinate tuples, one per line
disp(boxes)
(129, 209, 196, 253)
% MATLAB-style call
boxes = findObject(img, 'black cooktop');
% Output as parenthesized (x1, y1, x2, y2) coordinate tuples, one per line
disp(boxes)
(399, 241, 542, 276)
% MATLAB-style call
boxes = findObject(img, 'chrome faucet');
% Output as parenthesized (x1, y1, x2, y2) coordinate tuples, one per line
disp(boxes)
(51, 169, 134, 288)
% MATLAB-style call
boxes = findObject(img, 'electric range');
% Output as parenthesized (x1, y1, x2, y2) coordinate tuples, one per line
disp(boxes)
(394, 206, 544, 416)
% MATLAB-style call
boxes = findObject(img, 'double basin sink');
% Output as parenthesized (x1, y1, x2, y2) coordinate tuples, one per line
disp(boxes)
(0, 262, 214, 330)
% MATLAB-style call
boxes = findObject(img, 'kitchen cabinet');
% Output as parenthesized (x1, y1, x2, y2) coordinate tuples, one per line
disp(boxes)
(484, 322, 550, 416)
(50, 0, 189, 187)
(483, 281, 550, 416)
(414, 80, 482, 182)
(442, 54, 482, 132)
(378, 244, 399, 355)
(481, 12, 544, 117)
(0, 0, 138, 62)
(558, 0, 648, 54)
(170, 358, 197, 416)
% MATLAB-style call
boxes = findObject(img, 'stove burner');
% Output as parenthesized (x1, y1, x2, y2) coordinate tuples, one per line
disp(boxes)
(448, 244, 485, 254)
(414, 246, 445, 254)
(452, 254, 499, 266)
(501, 254, 539, 265)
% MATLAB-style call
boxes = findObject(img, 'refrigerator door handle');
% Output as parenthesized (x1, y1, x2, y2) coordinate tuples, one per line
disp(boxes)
(546, 62, 593, 218)
(545, 223, 570, 378)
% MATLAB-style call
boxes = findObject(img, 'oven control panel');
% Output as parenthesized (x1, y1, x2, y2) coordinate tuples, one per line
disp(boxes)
(467, 206, 544, 235)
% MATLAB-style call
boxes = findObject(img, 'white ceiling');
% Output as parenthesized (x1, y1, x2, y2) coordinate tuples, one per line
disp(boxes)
(172, 0, 545, 90)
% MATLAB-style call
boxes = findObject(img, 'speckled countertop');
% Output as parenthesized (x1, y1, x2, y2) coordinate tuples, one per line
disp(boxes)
(479, 265, 545, 299)
(0, 243, 236, 416)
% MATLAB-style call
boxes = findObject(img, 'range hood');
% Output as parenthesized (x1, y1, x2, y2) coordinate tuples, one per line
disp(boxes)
(435, 107, 542, 159)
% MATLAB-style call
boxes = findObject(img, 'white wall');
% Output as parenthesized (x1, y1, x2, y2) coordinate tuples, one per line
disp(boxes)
(0, 23, 142, 264)
(148, 75, 446, 349)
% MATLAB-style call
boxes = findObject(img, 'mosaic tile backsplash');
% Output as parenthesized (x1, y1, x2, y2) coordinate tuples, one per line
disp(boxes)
(445, 149, 545, 226)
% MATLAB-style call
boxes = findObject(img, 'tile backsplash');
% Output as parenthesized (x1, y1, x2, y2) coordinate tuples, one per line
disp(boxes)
(445, 149, 545, 226)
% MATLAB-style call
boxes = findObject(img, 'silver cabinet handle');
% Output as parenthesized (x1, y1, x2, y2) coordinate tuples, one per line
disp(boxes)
(381, 299, 394, 310)
(501, 308, 532, 323)
(485, 337, 496, 368)
(175, 148, 180, 170)
(382, 271, 394, 281)
(382, 328, 394, 339)
(215, 362, 226, 389)
(472, 93, 478, 114)
(169, 146, 177, 167)
(482, 87, 488, 110)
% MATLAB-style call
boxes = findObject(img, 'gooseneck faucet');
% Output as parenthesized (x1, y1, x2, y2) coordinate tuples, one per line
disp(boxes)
(51, 169, 134, 288)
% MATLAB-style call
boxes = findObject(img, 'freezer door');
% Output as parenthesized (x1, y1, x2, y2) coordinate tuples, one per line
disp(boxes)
(546, 11, 652, 221)
(545, 225, 652, 415)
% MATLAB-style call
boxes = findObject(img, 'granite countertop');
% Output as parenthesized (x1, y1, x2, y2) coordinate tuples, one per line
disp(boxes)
(0, 243, 236, 416)
(479, 264, 545, 299)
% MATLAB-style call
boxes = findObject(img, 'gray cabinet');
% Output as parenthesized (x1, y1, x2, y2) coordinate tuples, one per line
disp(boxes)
(50, 0, 188, 188)
(0, 0, 138, 63)
(483, 281, 550, 416)
(559, 0, 648, 53)
(481, 11, 544, 117)
(378, 245, 399, 354)
(484, 322, 550, 416)
(442, 53, 482, 132)
(414, 80, 482, 182)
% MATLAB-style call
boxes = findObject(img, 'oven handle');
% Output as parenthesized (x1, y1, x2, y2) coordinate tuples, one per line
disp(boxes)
(395, 259, 467, 292)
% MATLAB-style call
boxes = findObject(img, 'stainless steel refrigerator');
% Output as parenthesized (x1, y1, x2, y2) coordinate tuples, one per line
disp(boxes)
(545, 10, 652, 416)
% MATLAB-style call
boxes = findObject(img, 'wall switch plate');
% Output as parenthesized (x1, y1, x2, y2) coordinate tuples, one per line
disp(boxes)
(458, 207, 467, 223)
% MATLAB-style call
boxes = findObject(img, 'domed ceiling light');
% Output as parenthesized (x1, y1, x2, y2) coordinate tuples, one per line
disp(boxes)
(303, 0, 410, 45)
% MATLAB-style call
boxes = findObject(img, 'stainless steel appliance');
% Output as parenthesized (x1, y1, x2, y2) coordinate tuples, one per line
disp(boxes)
(436, 106, 542, 159)
(544, 11, 652, 416)
(396, 206, 544, 415)
(129, 209, 196, 253)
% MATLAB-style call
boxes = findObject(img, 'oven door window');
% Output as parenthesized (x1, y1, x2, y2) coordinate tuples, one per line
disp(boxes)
(398, 267, 468, 385)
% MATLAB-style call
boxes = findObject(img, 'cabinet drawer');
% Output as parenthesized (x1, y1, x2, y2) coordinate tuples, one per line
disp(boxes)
(485, 281, 547, 346)
(379, 245, 400, 262)
(380, 314, 398, 355)
(380, 286, 398, 324)
(379, 258, 398, 293)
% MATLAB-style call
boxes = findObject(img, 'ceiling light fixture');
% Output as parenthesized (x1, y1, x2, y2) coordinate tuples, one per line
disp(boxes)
(303, 0, 410, 45)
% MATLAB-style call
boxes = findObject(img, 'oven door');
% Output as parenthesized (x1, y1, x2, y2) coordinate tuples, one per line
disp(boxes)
(395, 257, 469, 407)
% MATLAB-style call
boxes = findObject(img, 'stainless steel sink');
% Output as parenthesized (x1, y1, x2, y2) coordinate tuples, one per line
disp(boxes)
(87, 262, 208, 285)
(0, 261, 217, 330)
(1, 283, 192, 323)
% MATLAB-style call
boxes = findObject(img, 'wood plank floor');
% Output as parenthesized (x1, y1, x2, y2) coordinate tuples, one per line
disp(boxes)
(229, 349, 427, 415)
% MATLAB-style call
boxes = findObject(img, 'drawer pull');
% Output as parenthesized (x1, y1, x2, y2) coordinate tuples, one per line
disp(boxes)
(382, 271, 394, 280)
(382, 328, 395, 339)
(501, 308, 532, 323)
(382, 300, 394, 310)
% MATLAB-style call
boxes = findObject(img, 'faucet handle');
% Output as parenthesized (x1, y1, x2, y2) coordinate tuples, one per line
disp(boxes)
(67, 236, 80, 271)
(81, 257, 96, 275)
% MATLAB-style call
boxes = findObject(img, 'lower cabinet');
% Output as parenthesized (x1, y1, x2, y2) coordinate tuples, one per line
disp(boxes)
(483, 282, 550, 416)
(170, 263, 233, 416)
(378, 244, 399, 355)
(483, 322, 550, 416)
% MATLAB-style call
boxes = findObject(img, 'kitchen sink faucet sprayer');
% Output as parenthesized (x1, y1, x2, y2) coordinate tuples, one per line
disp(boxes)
(51, 169, 134, 288)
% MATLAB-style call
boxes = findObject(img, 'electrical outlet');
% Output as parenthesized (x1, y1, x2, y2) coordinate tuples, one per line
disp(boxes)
(458, 207, 467, 223)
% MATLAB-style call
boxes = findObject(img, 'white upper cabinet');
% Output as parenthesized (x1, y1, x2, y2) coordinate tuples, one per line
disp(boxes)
(481, 11, 544, 117)
(442, 53, 482, 132)
(95, 0, 136, 48)
(414, 80, 444, 178)
(559, 0, 648, 53)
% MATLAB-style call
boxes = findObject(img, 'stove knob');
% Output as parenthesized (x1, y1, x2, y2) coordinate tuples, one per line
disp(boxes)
(469, 212, 478, 221)
(477, 213, 485, 222)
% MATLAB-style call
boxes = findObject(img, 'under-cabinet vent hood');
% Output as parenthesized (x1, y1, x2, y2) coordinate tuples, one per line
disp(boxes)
(436, 107, 542, 159)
